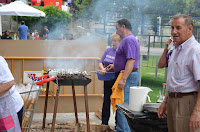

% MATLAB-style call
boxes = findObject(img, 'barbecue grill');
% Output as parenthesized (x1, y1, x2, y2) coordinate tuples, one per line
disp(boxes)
(53, 75, 91, 86)
(116, 104, 168, 132)
(36, 69, 91, 132)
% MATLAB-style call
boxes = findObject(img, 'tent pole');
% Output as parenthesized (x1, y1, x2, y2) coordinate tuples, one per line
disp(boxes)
(16, 16, 18, 30)
(0, 16, 2, 36)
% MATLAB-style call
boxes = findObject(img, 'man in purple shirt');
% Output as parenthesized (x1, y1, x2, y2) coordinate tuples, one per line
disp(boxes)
(107, 18, 140, 132)
(158, 14, 200, 132)
(17, 21, 29, 40)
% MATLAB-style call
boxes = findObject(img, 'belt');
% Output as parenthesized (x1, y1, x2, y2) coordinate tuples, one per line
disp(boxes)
(115, 69, 138, 78)
(132, 69, 138, 72)
(168, 92, 198, 98)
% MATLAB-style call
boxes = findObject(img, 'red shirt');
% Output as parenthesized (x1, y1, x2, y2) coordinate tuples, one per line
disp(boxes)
(31, 0, 37, 5)
(34, 37, 40, 40)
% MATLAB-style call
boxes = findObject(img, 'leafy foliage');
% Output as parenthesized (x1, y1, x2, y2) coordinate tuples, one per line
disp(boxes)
(72, 0, 91, 19)
(144, 0, 198, 15)
(70, 0, 140, 35)
(13, 5, 72, 32)
(72, 0, 138, 21)
(139, 0, 200, 33)
(70, 0, 200, 35)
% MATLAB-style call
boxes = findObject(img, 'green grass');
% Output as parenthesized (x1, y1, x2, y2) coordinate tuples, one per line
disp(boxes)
(141, 56, 166, 103)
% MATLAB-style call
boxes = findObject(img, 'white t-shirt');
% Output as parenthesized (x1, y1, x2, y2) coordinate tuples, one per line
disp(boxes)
(0, 56, 24, 112)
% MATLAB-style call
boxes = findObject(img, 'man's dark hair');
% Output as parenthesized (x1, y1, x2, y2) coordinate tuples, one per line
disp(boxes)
(117, 18, 132, 31)
(21, 21, 25, 25)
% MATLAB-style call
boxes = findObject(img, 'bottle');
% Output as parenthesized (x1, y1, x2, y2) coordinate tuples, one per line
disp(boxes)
(14, 33, 17, 40)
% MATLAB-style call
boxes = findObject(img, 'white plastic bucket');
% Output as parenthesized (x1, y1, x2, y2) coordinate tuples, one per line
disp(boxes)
(129, 86, 152, 112)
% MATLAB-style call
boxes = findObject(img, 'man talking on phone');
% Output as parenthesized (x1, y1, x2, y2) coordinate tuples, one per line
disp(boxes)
(157, 14, 200, 132)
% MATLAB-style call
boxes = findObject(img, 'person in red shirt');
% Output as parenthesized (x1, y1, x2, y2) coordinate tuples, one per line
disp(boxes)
(31, 0, 37, 6)
(34, 32, 40, 40)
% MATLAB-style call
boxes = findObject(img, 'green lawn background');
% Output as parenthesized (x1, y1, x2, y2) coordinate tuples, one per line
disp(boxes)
(141, 56, 166, 103)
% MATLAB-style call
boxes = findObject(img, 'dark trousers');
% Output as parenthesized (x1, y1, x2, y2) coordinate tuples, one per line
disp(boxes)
(17, 107, 23, 128)
(102, 80, 116, 125)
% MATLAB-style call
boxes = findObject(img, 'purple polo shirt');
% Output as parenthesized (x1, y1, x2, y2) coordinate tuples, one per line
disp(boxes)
(99, 47, 116, 67)
(114, 34, 140, 72)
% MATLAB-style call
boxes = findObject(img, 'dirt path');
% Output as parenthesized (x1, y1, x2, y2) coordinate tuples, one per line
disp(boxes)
(30, 112, 115, 132)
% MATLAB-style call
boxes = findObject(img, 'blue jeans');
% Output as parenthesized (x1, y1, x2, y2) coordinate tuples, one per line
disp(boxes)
(116, 72, 139, 132)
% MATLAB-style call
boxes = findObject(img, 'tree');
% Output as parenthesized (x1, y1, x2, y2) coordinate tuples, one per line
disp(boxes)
(15, 5, 72, 32)
(70, 0, 140, 34)
(144, 0, 198, 15)
(138, 0, 200, 33)
(72, 0, 138, 20)
(66, 0, 200, 35)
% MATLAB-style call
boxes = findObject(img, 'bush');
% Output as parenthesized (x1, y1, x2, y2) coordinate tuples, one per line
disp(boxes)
(13, 5, 72, 38)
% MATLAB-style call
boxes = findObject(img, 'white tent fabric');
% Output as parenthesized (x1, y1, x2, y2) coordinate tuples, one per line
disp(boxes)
(0, 1, 45, 17)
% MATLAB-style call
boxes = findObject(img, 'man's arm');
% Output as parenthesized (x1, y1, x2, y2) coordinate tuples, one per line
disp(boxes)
(158, 39, 172, 68)
(189, 83, 200, 131)
(158, 48, 168, 68)
(157, 93, 168, 118)
(106, 64, 114, 71)
(118, 59, 135, 90)
(43, 33, 47, 39)
(0, 80, 15, 96)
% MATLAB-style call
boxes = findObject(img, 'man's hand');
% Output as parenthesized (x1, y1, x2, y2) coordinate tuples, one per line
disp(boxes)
(189, 110, 200, 131)
(157, 101, 167, 118)
(118, 78, 126, 90)
(165, 38, 173, 49)
(106, 64, 114, 71)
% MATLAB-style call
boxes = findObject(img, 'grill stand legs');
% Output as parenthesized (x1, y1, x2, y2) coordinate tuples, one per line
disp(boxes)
(42, 82, 90, 132)
(51, 85, 61, 132)
(42, 82, 50, 129)
(72, 83, 79, 124)
(84, 86, 90, 132)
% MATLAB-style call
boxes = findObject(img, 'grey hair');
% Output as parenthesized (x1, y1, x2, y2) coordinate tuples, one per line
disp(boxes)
(172, 14, 193, 26)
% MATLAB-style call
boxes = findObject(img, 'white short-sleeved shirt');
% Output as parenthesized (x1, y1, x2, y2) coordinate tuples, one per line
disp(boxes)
(0, 56, 24, 112)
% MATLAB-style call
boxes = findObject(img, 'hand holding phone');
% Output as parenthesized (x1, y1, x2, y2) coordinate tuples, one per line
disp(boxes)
(166, 37, 173, 50)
